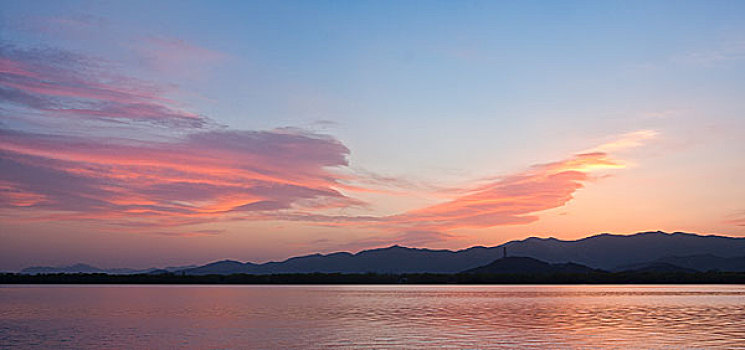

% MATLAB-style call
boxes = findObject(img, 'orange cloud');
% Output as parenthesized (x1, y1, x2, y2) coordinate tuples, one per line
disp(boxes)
(258, 133, 654, 248)
(386, 153, 622, 232)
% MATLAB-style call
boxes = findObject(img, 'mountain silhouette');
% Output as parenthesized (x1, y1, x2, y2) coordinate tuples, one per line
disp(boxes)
(18, 231, 745, 275)
(463, 256, 598, 274)
(184, 245, 501, 274)
(20, 264, 196, 275)
(615, 254, 745, 272)
(496, 231, 745, 270)
(182, 231, 745, 275)
(616, 262, 698, 273)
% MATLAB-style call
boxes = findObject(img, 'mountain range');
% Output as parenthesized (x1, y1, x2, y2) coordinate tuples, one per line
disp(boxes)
(19, 231, 745, 275)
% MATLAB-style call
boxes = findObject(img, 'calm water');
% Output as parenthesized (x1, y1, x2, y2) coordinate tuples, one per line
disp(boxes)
(1, 285, 744, 349)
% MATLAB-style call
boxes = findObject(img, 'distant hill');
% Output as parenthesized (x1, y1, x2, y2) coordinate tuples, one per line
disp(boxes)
(182, 231, 745, 275)
(183, 246, 501, 275)
(498, 231, 745, 270)
(22, 263, 108, 274)
(615, 254, 745, 272)
(618, 262, 698, 273)
(463, 256, 598, 274)
(21, 264, 196, 275)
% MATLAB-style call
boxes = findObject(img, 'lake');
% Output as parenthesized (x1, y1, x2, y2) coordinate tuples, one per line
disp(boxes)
(1, 285, 743, 349)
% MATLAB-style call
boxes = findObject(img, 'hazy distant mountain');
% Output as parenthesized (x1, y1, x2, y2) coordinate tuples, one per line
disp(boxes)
(499, 231, 745, 270)
(463, 257, 598, 274)
(182, 260, 258, 274)
(616, 262, 698, 273)
(184, 246, 501, 275)
(182, 231, 745, 275)
(615, 254, 745, 272)
(20, 264, 197, 275)
(21, 263, 107, 274)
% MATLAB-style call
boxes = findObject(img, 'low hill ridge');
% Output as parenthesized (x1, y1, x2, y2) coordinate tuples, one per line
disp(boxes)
(463, 256, 598, 274)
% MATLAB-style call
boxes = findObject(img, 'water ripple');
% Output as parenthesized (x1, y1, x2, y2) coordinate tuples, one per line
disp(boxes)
(1, 285, 744, 349)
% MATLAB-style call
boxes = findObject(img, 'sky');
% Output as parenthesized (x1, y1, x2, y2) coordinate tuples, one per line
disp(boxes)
(1, 0, 744, 271)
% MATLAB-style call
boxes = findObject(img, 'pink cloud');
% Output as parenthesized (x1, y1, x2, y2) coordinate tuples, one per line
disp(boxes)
(0, 127, 357, 230)
(0, 45, 208, 127)
(0, 57, 40, 78)
(150, 229, 225, 237)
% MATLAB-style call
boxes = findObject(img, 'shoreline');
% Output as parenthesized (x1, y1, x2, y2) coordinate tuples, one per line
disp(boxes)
(3, 271, 744, 285)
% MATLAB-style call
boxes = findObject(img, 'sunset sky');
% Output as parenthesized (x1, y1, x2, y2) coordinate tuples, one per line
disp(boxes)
(1, 0, 744, 271)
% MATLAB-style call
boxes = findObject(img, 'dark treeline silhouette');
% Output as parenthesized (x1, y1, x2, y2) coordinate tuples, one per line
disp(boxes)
(2, 271, 744, 284)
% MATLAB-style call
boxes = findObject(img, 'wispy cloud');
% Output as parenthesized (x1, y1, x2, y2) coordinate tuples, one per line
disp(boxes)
(42, 14, 108, 31)
(591, 129, 658, 153)
(151, 229, 225, 237)
(0, 45, 208, 128)
(9, 14, 109, 40)
(134, 36, 227, 78)
(673, 40, 745, 66)
(724, 211, 745, 227)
